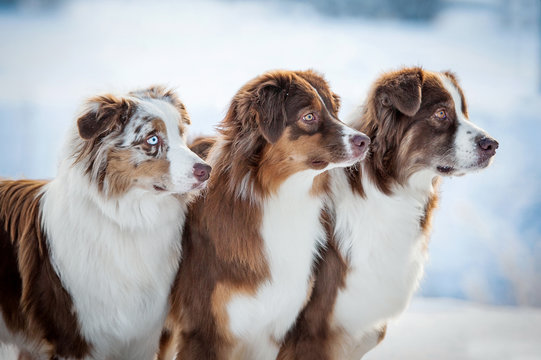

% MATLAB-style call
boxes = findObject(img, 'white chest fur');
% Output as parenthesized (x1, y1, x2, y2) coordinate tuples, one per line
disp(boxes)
(41, 167, 184, 359)
(227, 171, 325, 360)
(331, 168, 435, 340)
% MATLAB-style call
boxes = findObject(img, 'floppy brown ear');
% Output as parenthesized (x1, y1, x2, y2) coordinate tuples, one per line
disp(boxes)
(255, 81, 288, 143)
(77, 95, 133, 140)
(377, 68, 423, 117)
(189, 136, 216, 160)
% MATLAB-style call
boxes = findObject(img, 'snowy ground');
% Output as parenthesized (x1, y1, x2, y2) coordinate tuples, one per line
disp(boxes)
(365, 298, 541, 360)
(0, 0, 540, 356)
(1, 298, 540, 360)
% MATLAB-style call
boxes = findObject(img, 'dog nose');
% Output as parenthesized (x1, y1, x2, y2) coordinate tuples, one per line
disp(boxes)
(350, 134, 371, 157)
(477, 137, 499, 157)
(193, 163, 211, 182)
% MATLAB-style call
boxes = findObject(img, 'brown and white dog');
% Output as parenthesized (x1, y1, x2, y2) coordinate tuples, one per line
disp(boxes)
(166, 70, 370, 360)
(0, 86, 210, 359)
(278, 68, 499, 359)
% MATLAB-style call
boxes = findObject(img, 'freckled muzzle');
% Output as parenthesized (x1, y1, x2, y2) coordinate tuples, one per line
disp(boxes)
(167, 146, 212, 193)
(335, 118, 371, 164)
(310, 126, 370, 170)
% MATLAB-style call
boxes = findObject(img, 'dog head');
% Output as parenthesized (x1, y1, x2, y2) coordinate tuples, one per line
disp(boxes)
(74, 86, 211, 196)
(360, 67, 498, 185)
(215, 69, 369, 195)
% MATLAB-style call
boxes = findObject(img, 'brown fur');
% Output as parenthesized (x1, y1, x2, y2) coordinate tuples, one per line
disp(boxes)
(168, 69, 349, 359)
(105, 148, 170, 197)
(17, 351, 34, 360)
(75, 86, 190, 196)
(189, 136, 216, 159)
(280, 68, 469, 359)
(420, 178, 441, 251)
(377, 324, 387, 344)
(156, 316, 181, 360)
(349, 68, 460, 196)
(0, 180, 90, 358)
(277, 210, 347, 360)
(1, 86, 195, 360)
(157, 134, 215, 359)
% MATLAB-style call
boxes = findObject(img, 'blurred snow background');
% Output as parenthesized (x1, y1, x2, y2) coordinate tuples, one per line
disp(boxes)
(364, 297, 541, 360)
(0, 0, 540, 357)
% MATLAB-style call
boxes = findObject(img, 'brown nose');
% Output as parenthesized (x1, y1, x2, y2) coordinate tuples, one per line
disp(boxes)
(477, 137, 499, 160)
(193, 163, 211, 182)
(350, 134, 371, 157)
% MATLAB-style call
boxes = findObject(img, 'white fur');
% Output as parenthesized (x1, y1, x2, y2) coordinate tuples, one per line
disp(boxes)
(221, 84, 368, 359)
(329, 167, 435, 359)
(138, 98, 204, 194)
(439, 75, 491, 173)
(326, 73, 495, 359)
(0, 317, 39, 359)
(1, 307, 54, 360)
(308, 82, 366, 163)
(0, 317, 9, 344)
(22, 94, 202, 359)
(227, 170, 326, 360)
(41, 155, 184, 360)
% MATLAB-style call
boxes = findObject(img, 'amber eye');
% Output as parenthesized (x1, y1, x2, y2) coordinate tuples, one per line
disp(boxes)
(435, 109, 447, 120)
(302, 113, 316, 123)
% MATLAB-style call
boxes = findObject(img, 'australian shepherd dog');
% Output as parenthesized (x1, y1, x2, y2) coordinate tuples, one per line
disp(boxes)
(165, 70, 370, 360)
(0, 86, 210, 359)
(278, 68, 499, 360)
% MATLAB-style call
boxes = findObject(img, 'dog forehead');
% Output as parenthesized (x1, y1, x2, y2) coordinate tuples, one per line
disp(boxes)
(437, 73, 469, 119)
(285, 80, 330, 120)
(413, 72, 454, 112)
(135, 98, 185, 137)
(137, 98, 180, 123)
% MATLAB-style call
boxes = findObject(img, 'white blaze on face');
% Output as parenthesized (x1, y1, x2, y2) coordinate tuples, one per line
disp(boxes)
(439, 75, 491, 171)
(341, 124, 369, 157)
(307, 83, 369, 170)
(139, 98, 206, 193)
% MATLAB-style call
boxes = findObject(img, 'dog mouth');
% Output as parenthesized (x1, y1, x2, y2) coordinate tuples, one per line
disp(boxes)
(437, 156, 493, 175)
(153, 184, 167, 192)
(309, 152, 365, 171)
(476, 156, 493, 169)
(436, 165, 454, 174)
(310, 160, 329, 170)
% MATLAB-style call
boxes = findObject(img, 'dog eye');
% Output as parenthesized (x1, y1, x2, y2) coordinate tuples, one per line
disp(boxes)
(302, 113, 316, 123)
(146, 135, 160, 146)
(435, 109, 447, 119)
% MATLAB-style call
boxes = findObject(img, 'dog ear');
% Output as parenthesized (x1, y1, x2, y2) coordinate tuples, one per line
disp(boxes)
(376, 68, 423, 117)
(189, 136, 216, 160)
(77, 95, 133, 140)
(255, 80, 288, 143)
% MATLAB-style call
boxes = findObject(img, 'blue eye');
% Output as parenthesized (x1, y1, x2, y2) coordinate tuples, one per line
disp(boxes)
(146, 135, 159, 145)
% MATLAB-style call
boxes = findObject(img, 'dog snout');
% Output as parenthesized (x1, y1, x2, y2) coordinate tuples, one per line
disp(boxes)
(193, 163, 211, 182)
(477, 136, 499, 160)
(350, 134, 371, 158)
